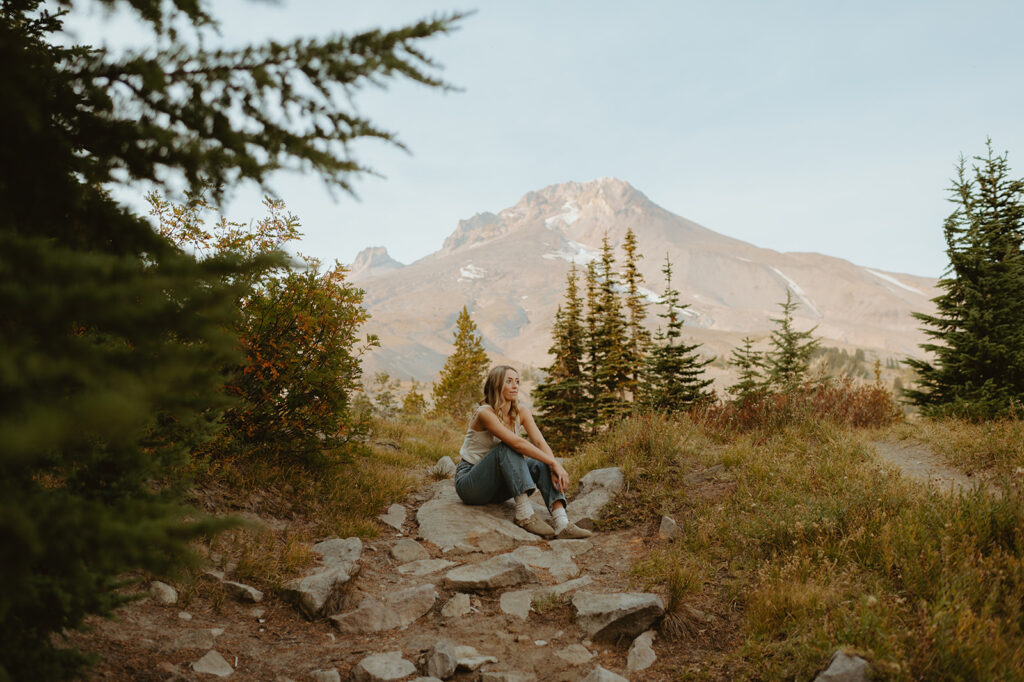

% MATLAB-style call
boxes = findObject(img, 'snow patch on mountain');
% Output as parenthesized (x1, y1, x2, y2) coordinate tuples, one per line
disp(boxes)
(458, 264, 486, 282)
(770, 267, 822, 317)
(866, 269, 923, 295)
(544, 199, 581, 229)
(542, 239, 600, 264)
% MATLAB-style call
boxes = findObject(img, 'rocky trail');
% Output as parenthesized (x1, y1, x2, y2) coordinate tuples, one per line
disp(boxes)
(66, 465, 740, 682)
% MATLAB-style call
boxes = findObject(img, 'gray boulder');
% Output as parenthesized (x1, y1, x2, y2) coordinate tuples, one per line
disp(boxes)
(283, 537, 361, 618)
(378, 504, 406, 531)
(349, 651, 417, 682)
(627, 630, 657, 673)
(580, 666, 628, 682)
(444, 554, 535, 591)
(572, 591, 665, 641)
(417, 481, 537, 553)
(191, 650, 233, 677)
(422, 640, 457, 679)
(499, 590, 533, 620)
(330, 583, 436, 633)
(149, 580, 178, 605)
(428, 456, 457, 478)
(658, 515, 679, 540)
(568, 468, 623, 529)
(391, 538, 429, 563)
(223, 580, 263, 603)
(814, 650, 873, 682)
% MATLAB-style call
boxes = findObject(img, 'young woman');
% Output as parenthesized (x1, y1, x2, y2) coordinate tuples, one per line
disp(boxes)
(454, 365, 592, 539)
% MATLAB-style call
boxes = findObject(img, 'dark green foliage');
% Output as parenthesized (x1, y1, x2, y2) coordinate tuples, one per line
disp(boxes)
(764, 290, 821, 390)
(0, 1, 457, 678)
(401, 380, 428, 417)
(621, 228, 652, 398)
(590, 235, 633, 424)
(432, 307, 490, 421)
(535, 263, 590, 449)
(640, 255, 713, 411)
(727, 336, 766, 403)
(905, 143, 1024, 418)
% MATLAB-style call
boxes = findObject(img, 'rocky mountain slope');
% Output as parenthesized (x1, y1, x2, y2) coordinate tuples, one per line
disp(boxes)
(353, 178, 938, 383)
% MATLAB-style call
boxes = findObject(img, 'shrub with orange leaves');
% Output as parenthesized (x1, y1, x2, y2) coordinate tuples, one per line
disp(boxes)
(151, 192, 377, 467)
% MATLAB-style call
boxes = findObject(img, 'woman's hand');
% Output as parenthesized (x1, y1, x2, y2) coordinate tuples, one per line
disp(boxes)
(551, 461, 571, 494)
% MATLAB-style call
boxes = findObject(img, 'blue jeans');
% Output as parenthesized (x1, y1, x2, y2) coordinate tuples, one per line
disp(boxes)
(455, 443, 567, 513)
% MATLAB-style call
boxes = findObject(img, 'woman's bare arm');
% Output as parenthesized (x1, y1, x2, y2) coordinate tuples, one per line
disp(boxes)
(474, 406, 569, 492)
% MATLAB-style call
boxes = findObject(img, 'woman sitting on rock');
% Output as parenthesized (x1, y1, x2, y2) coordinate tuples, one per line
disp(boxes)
(454, 365, 592, 540)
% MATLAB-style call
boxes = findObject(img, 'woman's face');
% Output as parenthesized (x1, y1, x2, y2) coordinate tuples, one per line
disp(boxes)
(501, 369, 520, 403)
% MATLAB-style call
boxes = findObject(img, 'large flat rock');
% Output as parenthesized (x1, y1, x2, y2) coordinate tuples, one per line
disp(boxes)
(329, 583, 436, 633)
(568, 468, 623, 530)
(572, 591, 665, 641)
(417, 481, 539, 553)
(282, 538, 362, 618)
(444, 554, 536, 591)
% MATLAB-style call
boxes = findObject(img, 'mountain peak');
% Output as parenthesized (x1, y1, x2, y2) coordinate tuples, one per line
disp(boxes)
(438, 178, 659, 256)
(349, 246, 404, 282)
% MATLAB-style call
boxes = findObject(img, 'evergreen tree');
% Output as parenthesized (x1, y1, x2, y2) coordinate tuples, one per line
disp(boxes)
(764, 290, 821, 390)
(641, 256, 713, 411)
(583, 259, 603, 421)
(432, 307, 491, 421)
(535, 263, 590, 448)
(621, 228, 652, 399)
(727, 336, 766, 403)
(905, 143, 1024, 418)
(0, 2, 459, 678)
(592, 235, 632, 424)
(402, 380, 428, 417)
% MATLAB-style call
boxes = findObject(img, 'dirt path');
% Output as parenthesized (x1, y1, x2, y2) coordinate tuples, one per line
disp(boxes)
(869, 440, 995, 496)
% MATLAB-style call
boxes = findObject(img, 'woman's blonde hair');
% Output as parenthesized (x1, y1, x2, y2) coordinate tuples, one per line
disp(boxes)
(482, 365, 519, 429)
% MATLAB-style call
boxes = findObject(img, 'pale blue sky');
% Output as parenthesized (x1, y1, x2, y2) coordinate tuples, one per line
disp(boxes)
(66, 0, 1024, 277)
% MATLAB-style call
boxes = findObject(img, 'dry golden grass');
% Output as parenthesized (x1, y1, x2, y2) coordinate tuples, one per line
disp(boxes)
(571, 411, 1024, 680)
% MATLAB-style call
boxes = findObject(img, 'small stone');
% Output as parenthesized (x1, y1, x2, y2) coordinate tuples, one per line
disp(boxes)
(391, 538, 430, 563)
(454, 645, 498, 671)
(309, 670, 340, 682)
(173, 629, 217, 650)
(627, 630, 656, 673)
(191, 650, 233, 677)
(658, 515, 679, 540)
(555, 643, 594, 665)
(479, 674, 536, 682)
(149, 580, 178, 605)
(534, 640, 547, 646)
(178, 611, 193, 621)
(222, 580, 263, 603)
(580, 666, 628, 682)
(441, 593, 471, 618)
(350, 651, 417, 682)
(378, 503, 407, 531)
(248, 607, 265, 620)
(423, 640, 458, 679)
(813, 650, 873, 682)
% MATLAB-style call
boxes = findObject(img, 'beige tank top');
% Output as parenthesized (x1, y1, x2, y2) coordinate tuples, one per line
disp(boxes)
(458, 405, 521, 465)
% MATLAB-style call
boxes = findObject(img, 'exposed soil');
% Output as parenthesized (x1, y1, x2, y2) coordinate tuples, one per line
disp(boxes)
(64, 467, 744, 681)
(869, 440, 996, 496)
